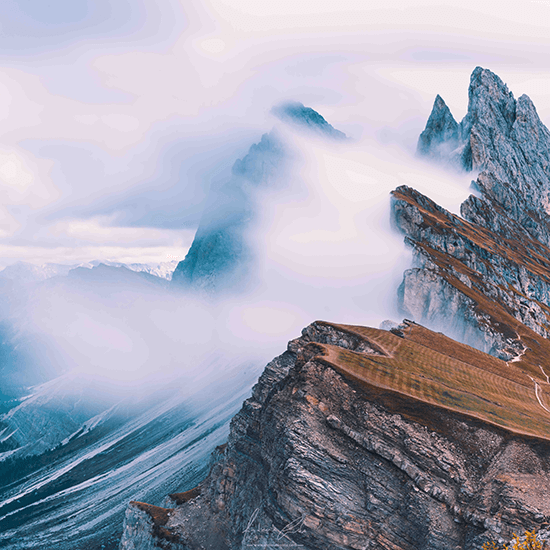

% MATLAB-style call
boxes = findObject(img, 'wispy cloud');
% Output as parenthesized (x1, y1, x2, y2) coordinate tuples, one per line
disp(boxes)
(0, 0, 547, 268)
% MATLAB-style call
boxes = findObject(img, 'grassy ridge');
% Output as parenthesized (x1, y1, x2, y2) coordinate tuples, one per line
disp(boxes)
(313, 322, 550, 441)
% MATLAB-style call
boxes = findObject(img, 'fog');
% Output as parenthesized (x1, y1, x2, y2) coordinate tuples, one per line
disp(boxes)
(2, 6, 550, 547)
(0, 1, 548, 395)
(0, 121, 478, 394)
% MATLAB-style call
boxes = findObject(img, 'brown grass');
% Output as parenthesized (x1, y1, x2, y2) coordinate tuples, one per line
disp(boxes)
(309, 322, 550, 441)
(131, 501, 171, 526)
(391, 187, 550, 382)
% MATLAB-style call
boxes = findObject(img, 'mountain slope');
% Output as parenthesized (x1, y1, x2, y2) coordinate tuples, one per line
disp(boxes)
(120, 321, 550, 550)
(119, 67, 550, 550)
(0, 356, 258, 550)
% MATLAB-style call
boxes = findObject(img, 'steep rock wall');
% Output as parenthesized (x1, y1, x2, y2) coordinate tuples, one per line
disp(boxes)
(119, 322, 550, 550)
(120, 67, 550, 550)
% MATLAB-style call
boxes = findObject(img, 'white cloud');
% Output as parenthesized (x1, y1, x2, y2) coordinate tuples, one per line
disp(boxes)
(0, 0, 545, 269)
(198, 38, 226, 54)
(74, 114, 99, 125)
(0, 152, 33, 190)
(101, 113, 141, 133)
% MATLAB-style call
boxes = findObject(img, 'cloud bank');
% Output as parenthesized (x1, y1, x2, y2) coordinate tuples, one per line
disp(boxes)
(0, 0, 546, 268)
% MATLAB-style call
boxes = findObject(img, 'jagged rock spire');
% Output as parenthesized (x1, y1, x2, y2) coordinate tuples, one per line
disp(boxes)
(417, 94, 458, 158)
(418, 66, 550, 247)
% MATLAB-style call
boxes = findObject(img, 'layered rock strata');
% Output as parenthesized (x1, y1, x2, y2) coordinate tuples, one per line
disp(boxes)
(395, 67, 550, 358)
(391, 185, 550, 360)
(119, 321, 550, 550)
(120, 68, 550, 550)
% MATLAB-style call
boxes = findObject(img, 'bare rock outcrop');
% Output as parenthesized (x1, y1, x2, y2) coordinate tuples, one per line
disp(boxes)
(419, 66, 550, 247)
(119, 321, 550, 550)
(120, 67, 550, 550)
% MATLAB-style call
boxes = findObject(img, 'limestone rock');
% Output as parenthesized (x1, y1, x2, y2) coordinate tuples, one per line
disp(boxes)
(418, 66, 550, 247)
(121, 68, 550, 550)
(171, 130, 286, 294)
(119, 322, 550, 550)
(417, 94, 461, 166)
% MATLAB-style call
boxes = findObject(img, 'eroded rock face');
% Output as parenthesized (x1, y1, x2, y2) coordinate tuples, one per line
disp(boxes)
(120, 67, 550, 550)
(394, 67, 550, 358)
(391, 184, 550, 359)
(118, 322, 550, 550)
(418, 66, 550, 247)
(118, 505, 164, 550)
(417, 94, 461, 165)
(271, 101, 347, 140)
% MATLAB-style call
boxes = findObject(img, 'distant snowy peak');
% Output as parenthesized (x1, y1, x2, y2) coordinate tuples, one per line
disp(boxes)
(0, 260, 178, 283)
(0, 261, 74, 283)
(271, 101, 347, 140)
(88, 260, 179, 280)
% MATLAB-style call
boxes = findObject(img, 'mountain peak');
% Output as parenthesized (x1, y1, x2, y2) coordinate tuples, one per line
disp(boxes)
(417, 94, 459, 158)
(461, 66, 516, 144)
(468, 66, 512, 100)
(271, 101, 347, 140)
(417, 65, 550, 247)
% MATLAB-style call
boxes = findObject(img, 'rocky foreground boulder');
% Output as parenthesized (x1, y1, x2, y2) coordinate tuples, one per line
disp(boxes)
(119, 67, 550, 549)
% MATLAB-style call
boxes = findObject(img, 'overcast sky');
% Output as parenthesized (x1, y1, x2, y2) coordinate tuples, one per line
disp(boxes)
(0, 0, 548, 268)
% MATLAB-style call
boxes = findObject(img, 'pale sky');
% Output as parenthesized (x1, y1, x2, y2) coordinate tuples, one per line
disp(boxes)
(0, 0, 548, 268)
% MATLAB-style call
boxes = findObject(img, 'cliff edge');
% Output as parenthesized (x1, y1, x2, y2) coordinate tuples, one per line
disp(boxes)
(119, 321, 550, 550)
(120, 67, 550, 550)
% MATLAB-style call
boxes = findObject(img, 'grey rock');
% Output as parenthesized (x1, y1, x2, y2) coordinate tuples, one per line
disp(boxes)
(119, 503, 188, 550)
(271, 101, 347, 140)
(121, 67, 550, 550)
(418, 66, 550, 247)
(119, 323, 550, 550)
(118, 505, 166, 550)
(417, 95, 462, 166)
(391, 184, 550, 360)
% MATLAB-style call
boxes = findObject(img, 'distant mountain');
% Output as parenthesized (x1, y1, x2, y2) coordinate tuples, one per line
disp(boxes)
(89, 260, 179, 281)
(0, 262, 75, 283)
(0, 260, 178, 284)
(66, 263, 170, 289)
(171, 103, 347, 294)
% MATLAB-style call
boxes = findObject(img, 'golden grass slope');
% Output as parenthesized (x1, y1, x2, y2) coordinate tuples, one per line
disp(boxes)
(309, 321, 550, 441)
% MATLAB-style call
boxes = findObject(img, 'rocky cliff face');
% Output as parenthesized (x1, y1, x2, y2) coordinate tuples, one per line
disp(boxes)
(119, 321, 550, 550)
(395, 67, 550, 359)
(391, 184, 550, 359)
(120, 68, 550, 550)
(418, 66, 550, 247)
